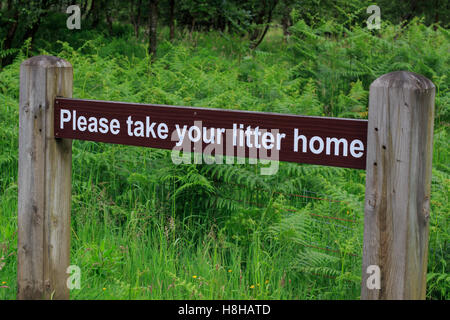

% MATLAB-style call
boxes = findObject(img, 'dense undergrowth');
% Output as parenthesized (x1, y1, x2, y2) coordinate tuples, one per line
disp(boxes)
(0, 18, 448, 299)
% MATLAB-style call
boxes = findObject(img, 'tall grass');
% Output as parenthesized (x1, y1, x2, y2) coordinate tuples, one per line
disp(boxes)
(0, 19, 448, 299)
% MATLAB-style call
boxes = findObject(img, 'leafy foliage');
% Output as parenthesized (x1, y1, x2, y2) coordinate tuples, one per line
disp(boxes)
(0, 13, 448, 300)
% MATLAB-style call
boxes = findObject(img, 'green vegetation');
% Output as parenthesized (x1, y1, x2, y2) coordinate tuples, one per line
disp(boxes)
(0, 3, 449, 300)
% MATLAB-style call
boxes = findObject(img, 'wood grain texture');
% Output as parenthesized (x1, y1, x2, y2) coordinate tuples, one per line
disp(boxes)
(361, 71, 435, 300)
(18, 56, 73, 299)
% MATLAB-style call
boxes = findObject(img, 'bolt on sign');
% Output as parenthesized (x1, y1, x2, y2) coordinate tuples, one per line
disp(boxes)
(55, 98, 368, 169)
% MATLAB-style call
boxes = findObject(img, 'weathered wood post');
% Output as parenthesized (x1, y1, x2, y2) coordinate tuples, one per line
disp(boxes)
(361, 71, 435, 299)
(18, 56, 73, 299)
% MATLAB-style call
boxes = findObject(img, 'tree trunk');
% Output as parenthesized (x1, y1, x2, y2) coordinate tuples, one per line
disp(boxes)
(1, 9, 19, 67)
(80, 0, 87, 14)
(130, 0, 142, 38)
(91, 0, 101, 29)
(249, 1, 267, 43)
(22, 0, 52, 45)
(281, 4, 291, 38)
(22, 19, 41, 43)
(3, 9, 18, 50)
(82, 0, 93, 20)
(148, 0, 158, 61)
(250, 0, 279, 49)
(1, 0, 51, 67)
(169, 0, 175, 40)
(106, 7, 113, 35)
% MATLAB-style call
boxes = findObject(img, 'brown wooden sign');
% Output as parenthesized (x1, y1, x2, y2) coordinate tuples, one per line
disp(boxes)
(54, 98, 368, 169)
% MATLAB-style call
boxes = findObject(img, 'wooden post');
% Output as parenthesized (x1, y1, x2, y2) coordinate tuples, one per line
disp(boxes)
(361, 71, 435, 299)
(18, 56, 73, 299)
